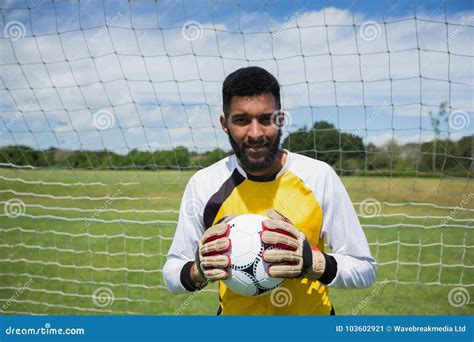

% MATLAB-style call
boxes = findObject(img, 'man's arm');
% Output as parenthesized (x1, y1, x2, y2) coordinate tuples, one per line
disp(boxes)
(320, 165, 376, 288)
(163, 177, 205, 294)
(163, 176, 234, 293)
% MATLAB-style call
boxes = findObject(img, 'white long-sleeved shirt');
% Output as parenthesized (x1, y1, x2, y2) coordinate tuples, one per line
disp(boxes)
(164, 151, 376, 299)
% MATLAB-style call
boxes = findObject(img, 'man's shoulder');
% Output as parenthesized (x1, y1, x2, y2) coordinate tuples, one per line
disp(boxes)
(288, 151, 335, 177)
(190, 154, 236, 185)
(287, 152, 344, 200)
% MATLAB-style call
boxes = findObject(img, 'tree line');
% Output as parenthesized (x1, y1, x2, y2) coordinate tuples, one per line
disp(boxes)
(0, 121, 471, 177)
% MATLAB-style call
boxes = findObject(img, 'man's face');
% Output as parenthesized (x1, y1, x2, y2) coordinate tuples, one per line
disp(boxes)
(221, 93, 282, 174)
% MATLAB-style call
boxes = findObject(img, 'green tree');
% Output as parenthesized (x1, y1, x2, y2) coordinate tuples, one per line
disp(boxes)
(0, 145, 48, 166)
(282, 121, 365, 168)
(428, 102, 448, 172)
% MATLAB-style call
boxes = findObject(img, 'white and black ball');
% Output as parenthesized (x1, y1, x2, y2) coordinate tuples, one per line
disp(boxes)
(223, 214, 283, 296)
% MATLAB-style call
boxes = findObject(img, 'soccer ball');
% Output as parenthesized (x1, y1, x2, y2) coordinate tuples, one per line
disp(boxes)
(223, 214, 283, 296)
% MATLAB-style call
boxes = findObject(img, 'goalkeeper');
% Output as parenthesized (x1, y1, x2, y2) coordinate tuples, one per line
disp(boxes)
(163, 66, 376, 315)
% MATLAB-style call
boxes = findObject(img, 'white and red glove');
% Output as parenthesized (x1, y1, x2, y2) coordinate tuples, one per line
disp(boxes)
(261, 209, 326, 280)
(192, 214, 235, 283)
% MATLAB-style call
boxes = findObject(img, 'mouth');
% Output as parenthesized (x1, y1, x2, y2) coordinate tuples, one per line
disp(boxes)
(245, 145, 268, 157)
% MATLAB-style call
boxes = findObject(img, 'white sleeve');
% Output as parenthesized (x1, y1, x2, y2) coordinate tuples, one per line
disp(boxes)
(321, 166, 376, 288)
(163, 176, 205, 294)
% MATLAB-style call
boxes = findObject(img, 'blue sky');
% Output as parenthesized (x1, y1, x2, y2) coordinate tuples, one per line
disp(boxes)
(0, 0, 472, 153)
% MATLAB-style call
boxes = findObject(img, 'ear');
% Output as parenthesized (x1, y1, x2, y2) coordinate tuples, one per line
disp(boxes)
(220, 113, 228, 134)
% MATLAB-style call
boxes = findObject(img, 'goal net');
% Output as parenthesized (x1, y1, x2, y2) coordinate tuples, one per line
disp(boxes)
(0, 0, 472, 315)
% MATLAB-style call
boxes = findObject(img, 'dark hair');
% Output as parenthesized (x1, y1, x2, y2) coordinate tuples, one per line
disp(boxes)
(222, 66, 281, 115)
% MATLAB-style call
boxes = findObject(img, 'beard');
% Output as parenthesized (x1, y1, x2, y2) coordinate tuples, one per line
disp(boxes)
(228, 129, 282, 173)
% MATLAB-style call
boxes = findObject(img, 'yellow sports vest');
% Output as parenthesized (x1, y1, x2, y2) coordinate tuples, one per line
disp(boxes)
(210, 170, 332, 315)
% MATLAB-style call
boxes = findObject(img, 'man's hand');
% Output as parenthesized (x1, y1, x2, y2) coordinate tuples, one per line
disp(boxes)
(261, 209, 326, 280)
(191, 214, 236, 284)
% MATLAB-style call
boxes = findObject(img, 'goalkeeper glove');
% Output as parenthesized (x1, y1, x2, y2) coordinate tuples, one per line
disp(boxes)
(261, 209, 326, 280)
(192, 214, 235, 283)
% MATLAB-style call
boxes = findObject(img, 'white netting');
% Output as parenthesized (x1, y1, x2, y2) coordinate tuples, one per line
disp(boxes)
(0, 0, 472, 315)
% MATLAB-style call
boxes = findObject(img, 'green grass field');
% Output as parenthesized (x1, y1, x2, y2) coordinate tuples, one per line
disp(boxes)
(0, 168, 472, 315)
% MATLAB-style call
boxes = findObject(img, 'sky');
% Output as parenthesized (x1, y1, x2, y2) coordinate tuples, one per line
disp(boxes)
(0, 0, 472, 154)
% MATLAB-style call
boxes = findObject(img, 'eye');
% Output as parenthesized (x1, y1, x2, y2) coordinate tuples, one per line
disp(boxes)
(259, 114, 272, 126)
(233, 116, 249, 125)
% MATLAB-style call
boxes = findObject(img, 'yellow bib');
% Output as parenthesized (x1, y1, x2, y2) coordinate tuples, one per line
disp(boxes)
(213, 171, 332, 315)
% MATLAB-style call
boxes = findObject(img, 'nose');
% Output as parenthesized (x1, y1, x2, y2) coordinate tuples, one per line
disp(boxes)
(247, 118, 264, 141)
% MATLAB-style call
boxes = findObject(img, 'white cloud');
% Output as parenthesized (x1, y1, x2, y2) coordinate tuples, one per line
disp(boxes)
(0, 4, 472, 151)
